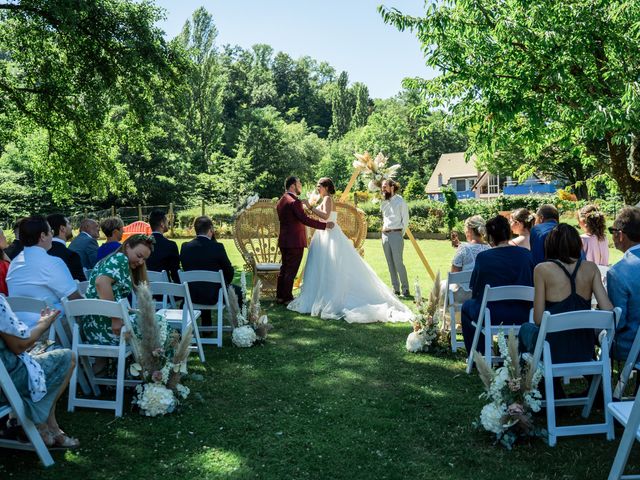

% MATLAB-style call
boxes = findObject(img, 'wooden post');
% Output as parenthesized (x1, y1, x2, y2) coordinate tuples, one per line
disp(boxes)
(339, 168, 361, 203)
(169, 202, 175, 237)
(405, 228, 435, 281)
(111, 205, 115, 217)
(138, 205, 142, 221)
(83, 208, 88, 218)
(201, 199, 205, 216)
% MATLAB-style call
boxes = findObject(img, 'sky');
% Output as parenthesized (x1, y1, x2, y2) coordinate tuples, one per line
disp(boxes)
(154, 0, 438, 99)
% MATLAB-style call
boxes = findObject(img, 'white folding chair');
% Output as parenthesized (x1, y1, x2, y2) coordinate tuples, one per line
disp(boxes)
(76, 280, 89, 296)
(147, 270, 169, 283)
(614, 324, 640, 401)
(0, 358, 54, 467)
(442, 270, 472, 352)
(63, 297, 136, 417)
(150, 281, 205, 362)
(465, 285, 534, 374)
(530, 308, 620, 447)
(178, 270, 228, 348)
(3, 295, 95, 396)
(608, 389, 640, 479)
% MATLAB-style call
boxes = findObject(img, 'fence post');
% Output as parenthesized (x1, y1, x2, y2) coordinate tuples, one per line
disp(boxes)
(111, 205, 115, 217)
(169, 202, 175, 237)
(201, 199, 205, 216)
(83, 208, 88, 218)
(138, 205, 142, 222)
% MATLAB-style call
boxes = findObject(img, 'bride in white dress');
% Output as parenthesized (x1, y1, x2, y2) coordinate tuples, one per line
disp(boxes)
(287, 177, 413, 323)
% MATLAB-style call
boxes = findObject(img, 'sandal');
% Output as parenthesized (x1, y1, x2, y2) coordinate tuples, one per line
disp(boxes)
(51, 432, 80, 450)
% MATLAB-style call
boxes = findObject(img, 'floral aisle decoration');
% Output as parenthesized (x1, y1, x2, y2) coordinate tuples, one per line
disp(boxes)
(125, 283, 194, 417)
(473, 330, 546, 449)
(228, 272, 271, 348)
(405, 272, 445, 353)
(353, 151, 401, 195)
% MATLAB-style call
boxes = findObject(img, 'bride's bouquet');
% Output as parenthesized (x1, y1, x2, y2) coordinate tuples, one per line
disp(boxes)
(305, 190, 321, 207)
(405, 272, 445, 353)
(353, 151, 401, 193)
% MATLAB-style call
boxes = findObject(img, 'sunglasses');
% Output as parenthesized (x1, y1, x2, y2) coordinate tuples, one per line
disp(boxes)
(608, 227, 625, 234)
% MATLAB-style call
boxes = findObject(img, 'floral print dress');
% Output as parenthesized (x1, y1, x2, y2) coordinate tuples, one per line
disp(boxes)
(81, 253, 133, 346)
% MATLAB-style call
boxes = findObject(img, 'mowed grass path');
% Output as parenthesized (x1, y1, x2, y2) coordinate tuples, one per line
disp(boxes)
(0, 239, 631, 479)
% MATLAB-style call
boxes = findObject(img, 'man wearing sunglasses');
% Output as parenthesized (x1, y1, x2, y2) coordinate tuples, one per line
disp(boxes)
(607, 207, 640, 362)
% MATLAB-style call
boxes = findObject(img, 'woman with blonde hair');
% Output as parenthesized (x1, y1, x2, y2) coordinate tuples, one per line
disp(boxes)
(578, 204, 609, 266)
(450, 215, 490, 272)
(509, 208, 535, 249)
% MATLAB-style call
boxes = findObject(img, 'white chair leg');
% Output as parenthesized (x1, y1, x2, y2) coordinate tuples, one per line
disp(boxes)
(607, 400, 640, 479)
(115, 335, 127, 417)
(545, 360, 557, 447)
(484, 323, 492, 367)
(582, 374, 602, 419)
(21, 415, 54, 467)
(67, 324, 79, 413)
(466, 319, 483, 374)
(602, 358, 615, 441)
(216, 305, 223, 348)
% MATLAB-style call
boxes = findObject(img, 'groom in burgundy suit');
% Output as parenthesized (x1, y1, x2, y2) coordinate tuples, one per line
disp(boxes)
(276, 176, 334, 304)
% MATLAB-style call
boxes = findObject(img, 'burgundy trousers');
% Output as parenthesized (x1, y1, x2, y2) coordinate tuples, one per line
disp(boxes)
(276, 247, 304, 302)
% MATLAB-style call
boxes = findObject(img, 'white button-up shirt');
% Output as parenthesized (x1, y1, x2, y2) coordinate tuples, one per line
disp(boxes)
(381, 194, 410, 234)
(6, 246, 77, 328)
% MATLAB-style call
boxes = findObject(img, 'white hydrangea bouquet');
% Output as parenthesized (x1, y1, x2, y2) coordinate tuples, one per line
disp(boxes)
(473, 330, 546, 449)
(228, 273, 271, 348)
(353, 151, 401, 194)
(125, 283, 194, 417)
(406, 272, 444, 353)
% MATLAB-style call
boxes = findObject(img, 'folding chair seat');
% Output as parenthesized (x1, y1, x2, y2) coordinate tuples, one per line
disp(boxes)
(150, 281, 205, 362)
(442, 270, 472, 352)
(0, 358, 54, 467)
(607, 393, 640, 479)
(530, 308, 620, 447)
(62, 297, 137, 417)
(466, 284, 534, 373)
(178, 270, 228, 348)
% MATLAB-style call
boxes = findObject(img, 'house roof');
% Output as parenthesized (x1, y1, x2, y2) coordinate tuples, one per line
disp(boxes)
(425, 152, 478, 194)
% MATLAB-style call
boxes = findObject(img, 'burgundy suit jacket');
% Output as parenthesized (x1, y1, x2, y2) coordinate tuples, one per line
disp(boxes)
(277, 192, 326, 249)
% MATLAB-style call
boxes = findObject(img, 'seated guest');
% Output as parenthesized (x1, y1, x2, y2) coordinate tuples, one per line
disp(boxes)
(519, 224, 612, 363)
(4, 219, 24, 260)
(46, 214, 86, 281)
(96, 217, 124, 262)
(577, 204, 609, 266)
(530, 204, 559, 265)
(461, 215, 534, 354)
(146, 209, 180, 282)
(450, 215, 490, 272)
(509, 208, 534, 249)
(180, 216, 240, 327)
(0, 228, 10, 295)
(6, 216, 82, 328)
(0, 297, 78, 448)
(69, 218, 100, 269)
(607, 207, 640, 361)
(82, 234, 162, 346)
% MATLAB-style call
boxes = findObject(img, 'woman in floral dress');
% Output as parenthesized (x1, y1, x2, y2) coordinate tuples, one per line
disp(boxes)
(81, 234, 157, 345)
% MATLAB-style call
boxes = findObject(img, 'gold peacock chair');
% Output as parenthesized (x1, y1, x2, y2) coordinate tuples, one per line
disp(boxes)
(234, 199, 282, 297)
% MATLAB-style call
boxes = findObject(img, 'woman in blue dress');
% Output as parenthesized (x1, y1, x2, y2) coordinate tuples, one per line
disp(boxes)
(461, 215, 534, 353)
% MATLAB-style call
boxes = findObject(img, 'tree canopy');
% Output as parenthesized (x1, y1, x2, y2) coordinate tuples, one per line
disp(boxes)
(380, 0, 640, 203)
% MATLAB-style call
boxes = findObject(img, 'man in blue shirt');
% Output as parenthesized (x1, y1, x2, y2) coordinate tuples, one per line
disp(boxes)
(529, 204, 559, 265)
(607, 207, 640, 361)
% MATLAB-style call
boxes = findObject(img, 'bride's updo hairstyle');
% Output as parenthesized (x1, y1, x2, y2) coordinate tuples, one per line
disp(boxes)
(318, 177, 336, 195)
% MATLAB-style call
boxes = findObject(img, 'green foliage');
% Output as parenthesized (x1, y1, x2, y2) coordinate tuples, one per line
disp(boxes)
(442, 186, 459, 232)
(404, 172, 426, 200)
(380, 1, 640, 204)
(328, 71, 353, 140)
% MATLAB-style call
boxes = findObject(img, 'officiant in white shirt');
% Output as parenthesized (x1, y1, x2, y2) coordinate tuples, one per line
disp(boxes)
(380, 179, 410, 297)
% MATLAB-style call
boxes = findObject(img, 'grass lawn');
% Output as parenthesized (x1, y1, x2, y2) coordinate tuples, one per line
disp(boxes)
(0, 239, 632, 479)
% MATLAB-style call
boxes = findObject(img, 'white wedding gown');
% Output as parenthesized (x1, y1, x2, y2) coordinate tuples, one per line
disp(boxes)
(287, 211, 414, 323)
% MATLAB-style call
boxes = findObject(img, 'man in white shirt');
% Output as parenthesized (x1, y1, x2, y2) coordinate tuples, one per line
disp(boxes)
(380, 179, 410, 296)
(7, 216, 82, 328)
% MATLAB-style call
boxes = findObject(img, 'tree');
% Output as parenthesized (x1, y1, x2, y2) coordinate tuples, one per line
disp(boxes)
(350, 82, 371, 129)
(381, 1, 640, 203)
(328, 71, 353, 140)
(0, 0, 182, 201)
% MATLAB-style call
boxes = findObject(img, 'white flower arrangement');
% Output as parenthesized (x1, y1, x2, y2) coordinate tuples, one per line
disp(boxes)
(353, 151, 401, 193)
(306, 190, 321, 207)
(125, 283, 194, 417)
(235, 193, 260, 218)
(228, 273, 272, 348)
(405, 273, 445, 353)
(473, 330, 546, 449)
